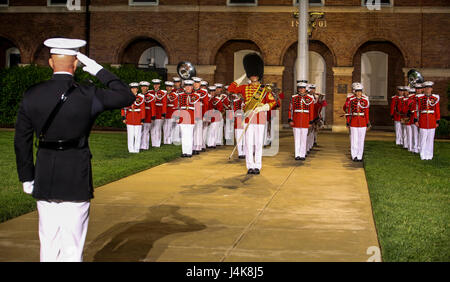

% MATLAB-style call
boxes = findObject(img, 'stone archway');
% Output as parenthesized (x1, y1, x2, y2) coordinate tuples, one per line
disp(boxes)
(0, 37, 21, 68)
(352, 41, 405, 126)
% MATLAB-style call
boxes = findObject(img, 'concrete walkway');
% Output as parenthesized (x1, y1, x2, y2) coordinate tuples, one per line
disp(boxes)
(0, 131, 380, 262)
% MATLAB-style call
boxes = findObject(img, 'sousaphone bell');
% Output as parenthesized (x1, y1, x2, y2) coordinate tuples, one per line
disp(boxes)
(177, 61, 196, 80)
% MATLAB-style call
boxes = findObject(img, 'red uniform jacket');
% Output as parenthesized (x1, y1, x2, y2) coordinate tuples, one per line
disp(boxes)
(288, 94, 315, 128)
(143, 91, 156, 123)
(166, 91, 179, 119)
(390, 95, 403, 122)
(343, 94, 354, 113)
(196, 89, 209, 118)
(346, 96, 370, 127)
(228, 82, 276, 124)
(153, 89, 167, 119)
(176, 92, 200, 125)
(122, 94, 146, 125)
(231, 94, 245, 129)
(416, 94, 440, 129)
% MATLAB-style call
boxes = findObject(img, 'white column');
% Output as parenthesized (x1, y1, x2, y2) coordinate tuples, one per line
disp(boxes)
(297, 0, 309, 82)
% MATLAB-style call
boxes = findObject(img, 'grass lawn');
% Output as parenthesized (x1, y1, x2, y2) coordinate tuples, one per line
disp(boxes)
(0, 130, 181, 223)
(364, 140, 450, 262)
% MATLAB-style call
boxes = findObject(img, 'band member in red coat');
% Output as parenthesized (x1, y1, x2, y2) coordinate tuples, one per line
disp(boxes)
(206, 86, 219, 148)
(346, 83, 370, 162)
(391, 86, 405, 146)
(139, 81, 155, 150)
(192, 77, 206, 154)
(200, 80, 210, 151)
(150, 79, 167, 147)
(404, 87, 417, 153)
(288, 82, 314, 160)
(214, 83, 226, 146)
(312, 89, 327, 147)
(228, 54, 276, 174)
(122, 82, 146, 153)
(231, 93, 246, 159)
(163, 81, 177, 144)
(415, 81, 440, 160)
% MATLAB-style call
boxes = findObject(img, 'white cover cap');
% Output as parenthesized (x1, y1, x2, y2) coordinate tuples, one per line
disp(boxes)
(214, 83, 223, 88)
(173, 77, 181, 82)
(192, 77, 202, 83)
(139, 81, 150, 86)
(165, 81, 174, 86)
(423, 81, 434, 87)
(200, 80, 208, 86)
(129, 82, 139, 87)
(44, 38, 86, 56)
(152, 79, 161, 84)
(184, 80, 194, 85)
(297, 82, 307, 88)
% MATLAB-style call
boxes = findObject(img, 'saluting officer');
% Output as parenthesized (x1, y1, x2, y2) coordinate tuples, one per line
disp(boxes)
(14, 38, 135, 262)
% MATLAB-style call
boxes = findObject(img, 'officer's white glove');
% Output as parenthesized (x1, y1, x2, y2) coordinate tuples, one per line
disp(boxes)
(234, 73, 247, 85)
(76, 52, 103, 76)
(254, 103, 270, 113)
(23, 180, 34, 195)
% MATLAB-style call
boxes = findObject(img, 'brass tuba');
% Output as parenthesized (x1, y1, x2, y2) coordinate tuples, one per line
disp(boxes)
(177, 61, 196, 80)
(407, 69, 424, 87)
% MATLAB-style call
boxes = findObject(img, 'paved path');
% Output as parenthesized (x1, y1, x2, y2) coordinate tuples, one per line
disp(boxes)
(0, 132, 380, 262)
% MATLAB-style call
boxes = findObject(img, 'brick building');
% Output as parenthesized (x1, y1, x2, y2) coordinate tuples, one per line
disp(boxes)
(1, 0, 449, 130)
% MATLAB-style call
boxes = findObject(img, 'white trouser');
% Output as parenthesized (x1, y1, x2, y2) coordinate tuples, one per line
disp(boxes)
(37, 200, 90, 262)
(293, 127, 308, 158)
(225, 117, 234, 142)
(307, 128, 314, 151)
(180, 124, 194, 155)
(244, 123, 265, 170)
(140, 123, 151, 150)
(151, 119, 163, 147)
(350, 127, 367, 160)
(216, 119, 224, 145)
(202, 121, 209, 149)
(235, 128, 245, 156)
(411, 124, 419, 153)
(263, 121, 270, 146)
(127, 125, 142, 153)
(193, 119, 203, 151)
(314, 127, 318, 144)
(207, 122, 218, 147)
(419, 128, 435, 160)
(172, 121, 181, 143)
(394, 121, 402, 145)
(163, 118, 173, 144)
(402, 124, 408, 149)
(406, 125, 413, 152)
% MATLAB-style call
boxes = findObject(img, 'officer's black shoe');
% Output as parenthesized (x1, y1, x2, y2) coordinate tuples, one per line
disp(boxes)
(358, 159, 363, 162)
(314, 142, 317, 147)
(239, 155, 245, 159)
(295, 157, 301, 160)
(247, 169, 255, 175)
(254, 168, 260, 174)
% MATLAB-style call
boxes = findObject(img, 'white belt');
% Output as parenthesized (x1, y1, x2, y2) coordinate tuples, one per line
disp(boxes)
(352, 113, 365, 116)
(168, 104, 174, 107)
(145, 107, 151, 110)
(294, 109, 309, 113)
(156, 103, 163, 106)
(421, 110, 434, 114)
(180, 106, 195, 110)
(129, 109, 141, 112)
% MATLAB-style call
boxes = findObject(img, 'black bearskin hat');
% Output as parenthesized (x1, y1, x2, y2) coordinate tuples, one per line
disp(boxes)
(243, 53, 264, 80)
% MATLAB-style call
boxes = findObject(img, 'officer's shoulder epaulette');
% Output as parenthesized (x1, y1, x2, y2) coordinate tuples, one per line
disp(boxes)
(137, 93, 145, 98)
(432, 94, 440, 98)
(292, 94, 298, 97)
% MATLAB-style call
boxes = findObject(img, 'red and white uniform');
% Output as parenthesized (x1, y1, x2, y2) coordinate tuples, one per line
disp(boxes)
(228, 82, 276, 170)
(403, 94, 417, 153)
(289, 93, 314, 158)
(390, 95, 404, 145)
(163, 90, 179, 144)
(121, 94, 145, 153)
(198, 89, 210, 149)
(140, 91, 156, 150)
(313, 96, 327, 145)
(346, 96, 370, 160)
(174, 91, 200, 155)
(416, 94, 440, 160)
(193, 89, 206, 151)
(150, 89, 167, 147)
(212, 94, 225, 146)
(231, 94, 246, 157)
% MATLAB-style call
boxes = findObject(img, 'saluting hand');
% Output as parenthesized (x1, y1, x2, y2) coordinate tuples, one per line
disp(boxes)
(76, 52, 103, 76)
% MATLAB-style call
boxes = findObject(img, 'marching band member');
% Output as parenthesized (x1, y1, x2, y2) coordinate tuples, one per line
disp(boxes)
(200, 80, 210, 151)
(414, 83, 424, 153)
(313, 90, 327, 146)
(415, 81, 440, 160)
(150, 79, 167, 147)
(122, 82, 146, 153)
(228, 53, 276, 175)
(173, 77, 183, 93)
(346, 83, 370, 162)
(400, 87, 410, 149)
(171, 77, 183, 144)
(224, 85, 234, 145)
(206, 85, 218, 148)
(140, 81, 155, 150)
(176, 80, 199, 157)
(192, 77, 206, 154)
(164, 81, 177, 144)
(391, 86, 404, 146)
(405, 87, 417, 153)
(231, 92, 246, 159)
(214, 83, 225, 146)
(288, 82, 314, 161)
(306, 84, 316, 153)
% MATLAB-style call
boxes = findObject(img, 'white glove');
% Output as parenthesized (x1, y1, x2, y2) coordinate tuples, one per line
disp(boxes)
(23, 180, 34, 195)
(234, 73, 247, 85)
(254, 103, 270, 113)
(76, 52, 103, 76)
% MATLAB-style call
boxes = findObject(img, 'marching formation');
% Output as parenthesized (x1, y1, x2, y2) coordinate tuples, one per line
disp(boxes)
(390, 81, 441, 160)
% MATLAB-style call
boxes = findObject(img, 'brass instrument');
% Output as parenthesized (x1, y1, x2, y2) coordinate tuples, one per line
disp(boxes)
(407, 69, 424, 87)
(177, 61, 196, 80)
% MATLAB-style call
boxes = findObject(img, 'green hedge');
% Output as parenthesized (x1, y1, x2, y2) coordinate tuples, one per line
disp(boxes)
(0, 64, 161, 128)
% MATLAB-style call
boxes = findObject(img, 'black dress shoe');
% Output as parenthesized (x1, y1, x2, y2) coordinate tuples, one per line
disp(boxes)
(247, 169, 255, 174)
(181, 154, 186, 157)
(353, 157, 358, 162)
(295, 157, 301, 160)
(254, 168, 260, 174)
(202, 148, 206, 152)
(239, 155, 245, 159)
(187, 154, 192, 158)
(300, 157, 306, 161)
(358, 159, 363, 162)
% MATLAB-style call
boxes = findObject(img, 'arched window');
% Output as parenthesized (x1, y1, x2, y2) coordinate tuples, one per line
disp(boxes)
(138, 46, 168, 69)
(361, 51, 388, 103)
(6, 47, 20, 68)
